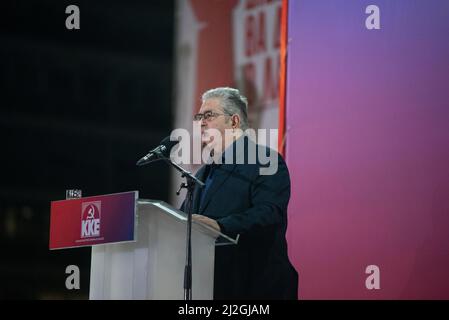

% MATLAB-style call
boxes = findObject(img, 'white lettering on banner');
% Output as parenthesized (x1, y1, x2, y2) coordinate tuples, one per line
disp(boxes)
(80, 201, 101, 238)
(233, 0, 282, 131)
(81, 219, 100, 237)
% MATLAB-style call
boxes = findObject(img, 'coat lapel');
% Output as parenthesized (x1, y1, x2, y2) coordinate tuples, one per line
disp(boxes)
(199, 164, 236, 214)
(192, 166, 207, 214)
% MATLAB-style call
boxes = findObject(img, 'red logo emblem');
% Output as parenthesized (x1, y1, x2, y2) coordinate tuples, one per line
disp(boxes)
(81, 201, 101, 238)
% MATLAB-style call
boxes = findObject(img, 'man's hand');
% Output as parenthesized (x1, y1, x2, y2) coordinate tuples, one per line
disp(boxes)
(192, 214, 221, 232)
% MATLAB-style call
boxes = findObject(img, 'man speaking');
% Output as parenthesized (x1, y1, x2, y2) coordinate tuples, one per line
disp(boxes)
(181, 87, 298, 300)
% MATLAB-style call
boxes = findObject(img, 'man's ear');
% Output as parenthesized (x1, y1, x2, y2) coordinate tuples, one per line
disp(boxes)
(232, 114, 240, 128)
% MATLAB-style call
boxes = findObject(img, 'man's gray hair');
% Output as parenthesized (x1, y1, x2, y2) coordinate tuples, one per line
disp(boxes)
(202, 87, 249, 130)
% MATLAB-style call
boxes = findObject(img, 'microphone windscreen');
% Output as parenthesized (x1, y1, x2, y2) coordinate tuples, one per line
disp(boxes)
(160, 136, 180, 155)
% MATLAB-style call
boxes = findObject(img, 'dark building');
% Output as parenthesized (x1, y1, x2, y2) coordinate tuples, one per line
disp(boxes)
(0, 0, 175, 299)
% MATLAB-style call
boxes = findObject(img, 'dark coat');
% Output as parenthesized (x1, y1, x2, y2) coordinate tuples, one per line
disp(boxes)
(181, 136, 298, 300)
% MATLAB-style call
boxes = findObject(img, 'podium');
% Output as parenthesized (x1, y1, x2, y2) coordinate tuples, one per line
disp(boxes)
(89, 199, 237, 300)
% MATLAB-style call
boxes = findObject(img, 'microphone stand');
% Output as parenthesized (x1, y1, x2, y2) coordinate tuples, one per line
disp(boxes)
(152, 150, 204, 300)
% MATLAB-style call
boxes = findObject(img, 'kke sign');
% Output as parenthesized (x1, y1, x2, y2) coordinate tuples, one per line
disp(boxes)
(81, 201, 101, 238)
(49, 191, 138, 250)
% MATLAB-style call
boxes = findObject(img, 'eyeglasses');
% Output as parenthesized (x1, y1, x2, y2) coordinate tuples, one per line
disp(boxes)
(193, 110, 230, 122)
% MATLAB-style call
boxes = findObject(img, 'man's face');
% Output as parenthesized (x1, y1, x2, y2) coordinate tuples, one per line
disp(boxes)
(198, 98, 232, 153)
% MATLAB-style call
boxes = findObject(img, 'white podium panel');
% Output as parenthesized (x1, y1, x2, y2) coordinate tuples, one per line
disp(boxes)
(89, 200, 236, 300)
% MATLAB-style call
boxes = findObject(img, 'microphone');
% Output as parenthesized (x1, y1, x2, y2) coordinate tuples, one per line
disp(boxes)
(136, 136, 179, 166)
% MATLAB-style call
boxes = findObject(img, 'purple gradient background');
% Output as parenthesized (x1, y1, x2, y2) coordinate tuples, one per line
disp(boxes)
(285, 0, 449, 299)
